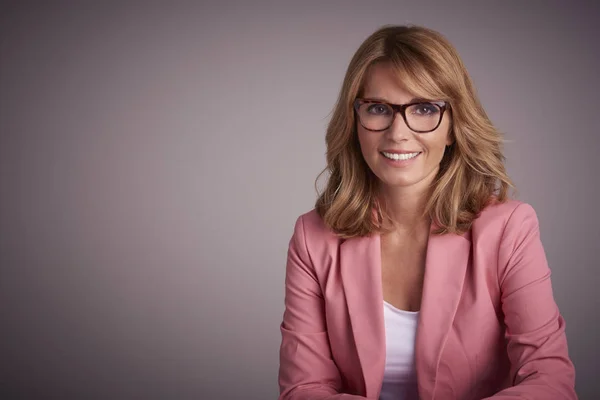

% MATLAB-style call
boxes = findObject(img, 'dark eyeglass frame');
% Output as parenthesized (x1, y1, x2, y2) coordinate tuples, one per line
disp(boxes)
(353, 98, 449, 133)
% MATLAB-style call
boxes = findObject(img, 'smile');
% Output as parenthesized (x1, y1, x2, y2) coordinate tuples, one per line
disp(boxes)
(381, 151, 421, 161)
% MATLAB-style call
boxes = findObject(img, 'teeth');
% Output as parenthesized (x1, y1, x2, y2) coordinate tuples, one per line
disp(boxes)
(382, 151, 420, 161)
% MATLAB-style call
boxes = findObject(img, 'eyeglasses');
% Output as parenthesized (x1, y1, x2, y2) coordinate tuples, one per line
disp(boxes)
(353, 98, 448, 133)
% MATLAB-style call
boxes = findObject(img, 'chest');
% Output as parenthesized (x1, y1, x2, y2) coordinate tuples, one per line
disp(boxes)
(380, 234, 428, 312)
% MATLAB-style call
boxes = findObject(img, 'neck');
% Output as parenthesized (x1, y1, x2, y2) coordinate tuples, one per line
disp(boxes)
(379, 182, 432, 234)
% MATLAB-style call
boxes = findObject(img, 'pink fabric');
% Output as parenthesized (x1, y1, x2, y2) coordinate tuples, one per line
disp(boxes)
(278, 200, 576, 399)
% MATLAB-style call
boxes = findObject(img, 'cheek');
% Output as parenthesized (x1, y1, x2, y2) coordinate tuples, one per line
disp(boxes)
(357, 130, 377, 155)
(421, 135, 449, 162)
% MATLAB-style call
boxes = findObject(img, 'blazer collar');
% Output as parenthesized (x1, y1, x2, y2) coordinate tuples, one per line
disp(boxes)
(339, 228, 470, 399)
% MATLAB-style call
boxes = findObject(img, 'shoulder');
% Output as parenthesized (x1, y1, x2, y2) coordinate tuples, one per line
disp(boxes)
(287, 209, 344, 274)
(291, 208, 342, 247)
(472, 198, 539, 236)
(471, 200, 539, 242)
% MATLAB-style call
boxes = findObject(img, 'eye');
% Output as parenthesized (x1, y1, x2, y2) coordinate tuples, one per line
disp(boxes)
(410, 103, 440, 116)
(366, 103, 391, 115)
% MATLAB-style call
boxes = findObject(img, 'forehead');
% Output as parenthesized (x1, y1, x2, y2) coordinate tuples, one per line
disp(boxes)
(361, 62, 430, 102)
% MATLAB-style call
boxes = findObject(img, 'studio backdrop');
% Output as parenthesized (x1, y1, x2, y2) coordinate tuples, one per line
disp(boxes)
(1, 1, 598, 399)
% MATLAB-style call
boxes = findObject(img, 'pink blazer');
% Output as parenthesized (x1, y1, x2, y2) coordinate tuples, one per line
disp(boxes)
(278, 200, 576, 399)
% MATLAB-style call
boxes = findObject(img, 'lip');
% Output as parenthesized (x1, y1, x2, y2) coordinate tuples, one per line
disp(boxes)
(380, 150, 422, 154)
(380, 151, 421, 167)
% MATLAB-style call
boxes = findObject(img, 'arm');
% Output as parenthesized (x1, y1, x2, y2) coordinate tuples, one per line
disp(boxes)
(278, 215, 366, 400)
(483, 203, 577, 399)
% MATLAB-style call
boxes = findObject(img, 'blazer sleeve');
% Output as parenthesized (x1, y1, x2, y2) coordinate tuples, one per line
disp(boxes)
(483, 203, 577, 399)
(278, 215, 366, 400)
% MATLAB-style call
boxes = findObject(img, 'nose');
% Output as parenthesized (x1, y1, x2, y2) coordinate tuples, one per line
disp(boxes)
(386, 112, 413, 141)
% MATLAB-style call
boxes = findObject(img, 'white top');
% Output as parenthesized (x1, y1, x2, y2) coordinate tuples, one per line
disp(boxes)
(379, 301, 420, 400)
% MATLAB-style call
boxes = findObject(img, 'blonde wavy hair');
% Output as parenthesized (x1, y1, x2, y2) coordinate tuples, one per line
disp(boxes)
(315, 25, 514, 238)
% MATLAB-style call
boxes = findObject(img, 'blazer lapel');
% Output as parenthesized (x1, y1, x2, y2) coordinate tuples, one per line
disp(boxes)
(340, 233, 386, 398)
(415, 230, 471, 399)
(339, 227, 470, 399)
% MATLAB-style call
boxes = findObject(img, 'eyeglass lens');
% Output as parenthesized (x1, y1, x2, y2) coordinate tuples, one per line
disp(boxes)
(356, 102, 442, 132)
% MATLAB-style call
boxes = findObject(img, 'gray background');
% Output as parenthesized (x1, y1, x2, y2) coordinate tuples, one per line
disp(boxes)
(1, 1, 598, 399)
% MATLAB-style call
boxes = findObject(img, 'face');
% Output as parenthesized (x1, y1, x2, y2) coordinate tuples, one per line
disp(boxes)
(356, 63, 453, 193)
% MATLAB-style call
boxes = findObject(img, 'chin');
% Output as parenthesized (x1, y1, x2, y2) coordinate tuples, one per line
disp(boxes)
(375, 164, 440, 189)
(376, 174, 420, 188)
(375, 167, 436, 188)
(384, 179, 420, 188)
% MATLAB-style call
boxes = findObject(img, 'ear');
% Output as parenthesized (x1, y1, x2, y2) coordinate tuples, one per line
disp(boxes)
(446, 128, 455, 147)
(445, 114, 455, 146)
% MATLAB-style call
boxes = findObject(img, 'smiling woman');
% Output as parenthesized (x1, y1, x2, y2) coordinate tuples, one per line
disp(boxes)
(356, 63, 454, 196)
(277, 25, 576, 400)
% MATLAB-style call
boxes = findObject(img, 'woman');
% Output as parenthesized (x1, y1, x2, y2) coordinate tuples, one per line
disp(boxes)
(277, 25, 576, 400)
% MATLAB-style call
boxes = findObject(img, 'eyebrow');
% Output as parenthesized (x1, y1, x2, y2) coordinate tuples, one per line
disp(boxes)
(362, 96, 432, 104)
